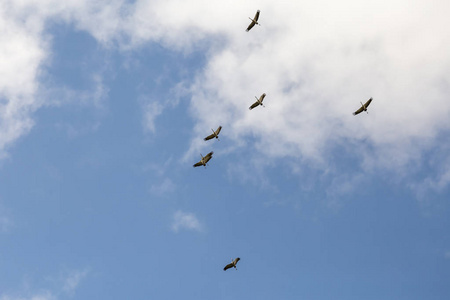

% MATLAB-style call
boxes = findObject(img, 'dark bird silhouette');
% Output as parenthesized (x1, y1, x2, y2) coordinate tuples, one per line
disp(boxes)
(204, 126, 222, 141)
(353, 98, 373, 115)
(249, 93, 266, 110)
(224, 257, 240, 271)
(246, 10, 260, 32)
(193, 151, 214, 168)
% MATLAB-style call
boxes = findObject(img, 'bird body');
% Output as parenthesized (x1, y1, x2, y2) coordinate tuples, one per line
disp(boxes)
(246, 10, 260, 31)
(353, 97, 373, 115)
(204, 126, 222, 141)
(193, 151, 214, 168)
(224, 257, 240, 271)
(249, 93, 266, 110)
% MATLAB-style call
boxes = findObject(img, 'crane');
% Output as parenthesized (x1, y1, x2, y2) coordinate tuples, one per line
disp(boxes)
(249, 93, 266, 110)
(246, 10, 260, 32)
(353, 97, 373, 115)
(204, 126, 222, 141)
(193, 151, 214, 168)
(223, 257, 240, 271)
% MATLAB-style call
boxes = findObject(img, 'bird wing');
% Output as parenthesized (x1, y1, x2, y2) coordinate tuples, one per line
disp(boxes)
(224, 263, 234, 271)
(353, 106, 364, 115)
(193, 161, 203, 167)
(203, 155, 212, 164)
(254, 10, 260, 22)
(204, 133, 215, 141)
(234, 257, 240, 264)
(215, 126, 222, 135)
(259, 93, 266, 102)
(246, 21, 256, 32)
(364, 97, 373, 108)
(205, 151, 214, 158)
(249, 100, 260, 110)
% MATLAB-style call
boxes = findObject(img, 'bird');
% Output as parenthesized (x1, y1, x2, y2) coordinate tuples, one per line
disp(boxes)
(223, 257, 240, 271)
(353, 97, 373, 115)
(249, 93, 266, 110)
(193, 151, 214, 168)
(204, 126, 222, 141)
(246, 10, 260, 32)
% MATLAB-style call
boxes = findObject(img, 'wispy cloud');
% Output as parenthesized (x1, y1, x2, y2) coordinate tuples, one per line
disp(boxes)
(62, 268, 90, 295)
(3, 0, 450, 200)
(179, 1, 450, 199)
(0, 204, 12, 233)
(0, 267, 89, 300)
(171, 210, 203, 233)
(0, 291, 55, 300)
(142, 101, 164, 134)
(150, 177, 176, 197)
(0, 215, 11, 233)
(0, 1, 112, 158)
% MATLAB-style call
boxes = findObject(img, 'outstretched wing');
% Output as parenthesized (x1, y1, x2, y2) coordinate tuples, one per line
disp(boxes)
(204, 133, 215, 141)
(246, 21, 256, 32)
(224, 263, 234, 271)
(254, 10, 260, 22)
(203, 152, 213, 164)
(249, 100, 260, 110)
(364, 97, 373, 108)
(193, 161, 203, 167)
(353, 106, 364, 115)
(203, 156, 211, 164)
(259, 93, 266, 103)
(204, 151, 214, 158)
(234, 257, 240, 264)
(215, 126, 222, 135)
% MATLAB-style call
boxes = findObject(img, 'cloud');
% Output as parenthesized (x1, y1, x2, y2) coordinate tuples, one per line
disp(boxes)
(0, 267, 89, 300)
(142, 101, 164, 134)
(150, 177, 176, 196)
(186, 2, 450, 160)
(171, 210, 203, 233)
(3, 0, 450, 198)
(0, 291, 55, 300)
(173, 1, 450, 197)
(0, 0, 113, 158)
(0, 204, 12, 233)
(0, 3, 47, 159)
(62, 269, 89, 295)
(0, 215, 11, 233)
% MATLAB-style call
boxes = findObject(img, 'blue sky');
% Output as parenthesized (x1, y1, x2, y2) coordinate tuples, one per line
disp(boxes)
(1, 1, 450, 299)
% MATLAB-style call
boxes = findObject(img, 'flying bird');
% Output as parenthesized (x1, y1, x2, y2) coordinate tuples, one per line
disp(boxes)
(249, 93, 266, 110)
(204, 126, 222, 141)
(353, 97, 373, 115)
(193, 151, 214, 168)
(224, 257, 240, 271)
(246, 10, 260, 32)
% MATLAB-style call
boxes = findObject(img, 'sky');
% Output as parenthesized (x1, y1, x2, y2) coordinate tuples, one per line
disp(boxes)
(1, 0, 450, 299)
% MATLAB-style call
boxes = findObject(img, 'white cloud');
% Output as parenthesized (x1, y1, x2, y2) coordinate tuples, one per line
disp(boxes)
(142, 101, 164, 134)
(0, 0, 113, 158)
(172, 1, 450, 197)
(408, 144, 450, 200)
(0, 3, 47, 159)
(0, 291, 55, 300)
(62, 269, 89, 295)
(3, 0, 450, 197)
(150, 177, 176, 196)
(187, 2, 450, 159)
(171, 210, 203, 233)
(0, 267, 89, 300)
